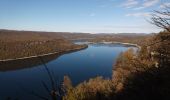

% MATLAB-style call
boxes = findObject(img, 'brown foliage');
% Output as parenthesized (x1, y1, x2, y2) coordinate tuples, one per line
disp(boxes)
(64, 77, 115, 100)
(0, 30, 86, 60)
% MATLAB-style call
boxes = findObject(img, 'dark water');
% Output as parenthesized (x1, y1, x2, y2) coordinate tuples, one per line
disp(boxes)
(0, 43, 136, 100)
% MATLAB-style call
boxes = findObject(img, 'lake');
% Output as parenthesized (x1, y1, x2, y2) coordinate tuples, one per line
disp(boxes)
(0, 43, 136, 100)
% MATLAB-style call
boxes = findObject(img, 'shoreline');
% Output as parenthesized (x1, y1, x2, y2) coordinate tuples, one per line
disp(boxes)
(75, 41, 141, 49)
(0, 42, 140, 62)
(0, 45, 88, 62)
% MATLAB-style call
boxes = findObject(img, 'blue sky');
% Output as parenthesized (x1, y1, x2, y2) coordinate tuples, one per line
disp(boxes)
(0, 0, 169, 33)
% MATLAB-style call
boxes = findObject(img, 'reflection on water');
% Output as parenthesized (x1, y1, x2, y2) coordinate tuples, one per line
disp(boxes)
(0, 43, 137, 100)
(0, 54, 60, 72)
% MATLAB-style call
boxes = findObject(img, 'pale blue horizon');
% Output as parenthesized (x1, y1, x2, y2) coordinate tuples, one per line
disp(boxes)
(0, 0, 169, 33)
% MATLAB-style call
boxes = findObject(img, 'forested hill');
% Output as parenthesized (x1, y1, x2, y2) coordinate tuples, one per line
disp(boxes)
(0, 30, 66, 41)
(0, 29, 151, 45)
(0, 30, 86, 60)
(63, 31, 170, 100)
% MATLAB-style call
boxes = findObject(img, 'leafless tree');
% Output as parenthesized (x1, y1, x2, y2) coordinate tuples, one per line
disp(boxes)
(151, 6, 170, 32)
(149, 5, 170, 67)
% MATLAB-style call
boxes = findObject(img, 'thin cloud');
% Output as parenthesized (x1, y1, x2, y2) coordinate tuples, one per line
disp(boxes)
(122, 0, 139, 8)
(126, 12, 151, 17)
(143, 0, 159, 7)
(102, 25, 156, 29)
(133, 0, 159, 10)
(133, 6, 145, 10)
(160, 3, 170, 8)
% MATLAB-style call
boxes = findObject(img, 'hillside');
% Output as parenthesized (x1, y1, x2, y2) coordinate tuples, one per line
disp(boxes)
(63, 31, 170, 100)
(0, 30, 86, 60)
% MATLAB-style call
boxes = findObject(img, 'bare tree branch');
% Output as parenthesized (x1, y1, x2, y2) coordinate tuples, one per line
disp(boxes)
(150, 6, 170, 32)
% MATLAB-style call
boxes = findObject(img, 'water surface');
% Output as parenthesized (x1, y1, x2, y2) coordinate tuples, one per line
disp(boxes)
(0, 43, 136, 100)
